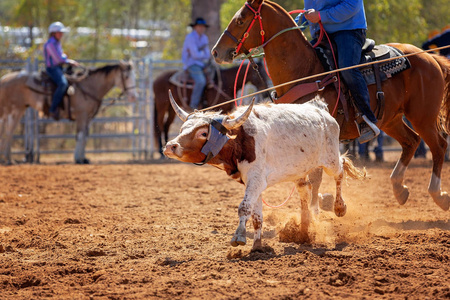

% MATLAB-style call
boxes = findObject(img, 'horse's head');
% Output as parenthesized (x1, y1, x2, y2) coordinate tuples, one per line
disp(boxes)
(212, 0, 265, 64)
(213, 0, 293, 65)
(116, 60, 138, 102)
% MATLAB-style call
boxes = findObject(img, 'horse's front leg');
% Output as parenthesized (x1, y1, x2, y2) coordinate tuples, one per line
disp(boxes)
(74, 119, 89, 164)
(384, 115, 420, 205)
(231, 177, 266, 247)
(2, 109, 25, 164)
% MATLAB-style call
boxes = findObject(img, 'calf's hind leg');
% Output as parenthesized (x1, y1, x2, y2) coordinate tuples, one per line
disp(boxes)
(296, 178, 312, 243)
(333, 170, 347, 217)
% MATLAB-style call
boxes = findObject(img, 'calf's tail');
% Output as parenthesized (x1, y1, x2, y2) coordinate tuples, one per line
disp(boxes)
(341, 154, 366, 180)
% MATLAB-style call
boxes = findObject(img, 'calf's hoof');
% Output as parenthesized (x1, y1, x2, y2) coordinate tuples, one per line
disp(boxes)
(230, 234, 246, 247)
(334, 200, 347, 217)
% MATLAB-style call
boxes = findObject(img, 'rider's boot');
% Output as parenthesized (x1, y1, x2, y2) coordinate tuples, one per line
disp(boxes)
(359, 115, 380, 143)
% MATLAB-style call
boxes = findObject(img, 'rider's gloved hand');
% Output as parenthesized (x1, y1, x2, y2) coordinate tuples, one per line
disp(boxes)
(304, 9, 321, 24)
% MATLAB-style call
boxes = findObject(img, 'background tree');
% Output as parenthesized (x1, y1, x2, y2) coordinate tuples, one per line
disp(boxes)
(191, 0, 223, 45)
(0, 0, 448, 62)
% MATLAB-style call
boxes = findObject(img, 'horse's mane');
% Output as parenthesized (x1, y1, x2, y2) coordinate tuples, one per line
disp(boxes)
(265, 0, 288, 14)
(88, 64, 120, 76)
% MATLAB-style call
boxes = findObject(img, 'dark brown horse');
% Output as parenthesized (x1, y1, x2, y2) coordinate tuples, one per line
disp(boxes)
(212, 0, 450, 211)
(153, 62, 270, 154)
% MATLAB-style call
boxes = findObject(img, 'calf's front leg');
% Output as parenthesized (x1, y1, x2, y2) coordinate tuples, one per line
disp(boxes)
(250, 196, 263, 250)
(231, 178, 266, 247)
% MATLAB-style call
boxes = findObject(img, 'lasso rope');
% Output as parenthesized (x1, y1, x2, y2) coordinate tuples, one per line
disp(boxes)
(201, 44, 450, 113)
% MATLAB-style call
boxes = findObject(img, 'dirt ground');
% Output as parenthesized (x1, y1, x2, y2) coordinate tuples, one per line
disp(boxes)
(0, 157, 449, 299)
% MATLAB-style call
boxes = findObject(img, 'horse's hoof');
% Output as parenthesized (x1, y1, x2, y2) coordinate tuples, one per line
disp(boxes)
(432, 192, 450, 211)
(230, 234, 246, 247)
(319, 193, 335, 211)
(394, 185, 409, 205)
(75, 158, 90, 164)
(334, 201, 347, 217)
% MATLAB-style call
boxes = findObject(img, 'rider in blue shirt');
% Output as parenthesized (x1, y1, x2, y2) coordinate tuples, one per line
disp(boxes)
(303, 0, 380, 143)
(182, 18, 210, 110)
(44, 21, 79, 120)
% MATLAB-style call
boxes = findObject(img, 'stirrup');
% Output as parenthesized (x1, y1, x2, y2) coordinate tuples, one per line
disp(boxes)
(359, 116, 380, 144)
(362, 115, 380, 136)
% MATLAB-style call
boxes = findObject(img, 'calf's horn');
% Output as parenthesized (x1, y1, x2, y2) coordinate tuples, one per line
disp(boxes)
(222, 98, 255, 130)
(168, 90, 188, 122)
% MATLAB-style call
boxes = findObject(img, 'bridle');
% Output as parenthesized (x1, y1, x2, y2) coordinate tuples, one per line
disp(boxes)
(223, 2, 265, 59)
(223, 2, 273, 102)
(221, 1, 340, 114)
(118, 66, 136, 98)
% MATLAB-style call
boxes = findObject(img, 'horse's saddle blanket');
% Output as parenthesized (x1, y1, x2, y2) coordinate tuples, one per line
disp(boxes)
(315, 39, 411, 86)
(25, 71, 75, 95)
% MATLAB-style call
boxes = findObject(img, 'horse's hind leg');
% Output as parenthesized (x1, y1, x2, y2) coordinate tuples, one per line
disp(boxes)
(164, 108, 176, 145)
(412, 120, 449, 211)
(383, 115, 421, 205)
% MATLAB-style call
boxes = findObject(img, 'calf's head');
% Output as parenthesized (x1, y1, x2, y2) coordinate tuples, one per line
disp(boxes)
(163, 90, 254, 164)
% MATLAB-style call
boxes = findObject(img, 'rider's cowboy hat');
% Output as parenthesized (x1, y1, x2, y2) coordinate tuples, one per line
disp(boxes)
(190, 18, 209, 27)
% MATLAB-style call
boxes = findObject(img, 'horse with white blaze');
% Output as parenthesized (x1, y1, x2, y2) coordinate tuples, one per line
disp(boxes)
(164, 91, 365, 250)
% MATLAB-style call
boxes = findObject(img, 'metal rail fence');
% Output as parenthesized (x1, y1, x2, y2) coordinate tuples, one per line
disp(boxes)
(0, 58, 183, 163)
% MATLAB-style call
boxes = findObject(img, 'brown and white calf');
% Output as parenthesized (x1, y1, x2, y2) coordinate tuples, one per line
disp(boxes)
(164, 91, 365, 250)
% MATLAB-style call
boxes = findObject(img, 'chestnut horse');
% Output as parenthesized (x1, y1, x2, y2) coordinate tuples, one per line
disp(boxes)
(153, 62, 270, 154)
(212, 0, 450, 211)
(0, 61, 137, 164)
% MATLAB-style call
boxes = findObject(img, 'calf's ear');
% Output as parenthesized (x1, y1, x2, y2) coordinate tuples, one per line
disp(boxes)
(168, 90, 188, 122)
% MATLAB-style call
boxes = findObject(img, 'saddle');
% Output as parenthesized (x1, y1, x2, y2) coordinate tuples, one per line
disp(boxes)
(168, 65, 217, 89)
(168, 65, 223, 109)
(25, 70, 76, 119)
(315, 38, 411, 120)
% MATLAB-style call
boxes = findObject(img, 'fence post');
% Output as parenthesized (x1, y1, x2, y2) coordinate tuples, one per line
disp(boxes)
(147, 58, 155, 160)
(23, 58, 34, 163)
(138, 58, 148, 160)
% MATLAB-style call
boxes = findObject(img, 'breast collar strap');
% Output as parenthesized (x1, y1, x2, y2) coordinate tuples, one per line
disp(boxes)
(194, 118, 230, 166)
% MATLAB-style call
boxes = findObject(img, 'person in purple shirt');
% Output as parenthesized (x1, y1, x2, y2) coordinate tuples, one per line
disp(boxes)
(303, 0, 380, 143)
(181, 18, 210, 110)
(44, 21, 79, 120)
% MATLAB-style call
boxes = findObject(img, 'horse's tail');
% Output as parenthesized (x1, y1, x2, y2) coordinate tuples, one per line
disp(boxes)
(341, 153, 366, 180)
(433, 54, 450, 134)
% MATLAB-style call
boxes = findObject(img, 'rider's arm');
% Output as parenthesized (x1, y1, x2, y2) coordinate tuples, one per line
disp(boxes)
(319, 0, 362, 24)
(185, 34, 210, 60)
(45, 39, 69, 66)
